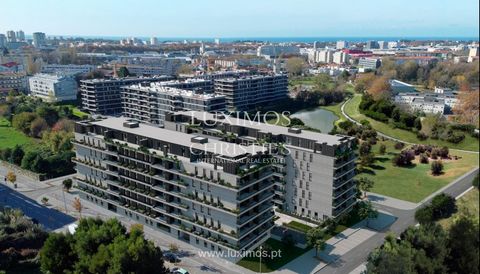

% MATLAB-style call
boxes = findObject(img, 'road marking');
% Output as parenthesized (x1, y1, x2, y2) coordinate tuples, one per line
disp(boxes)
(456, 186, 474, 200)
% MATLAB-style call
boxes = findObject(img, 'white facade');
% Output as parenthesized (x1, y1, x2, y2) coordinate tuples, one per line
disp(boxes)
(333, 51, 349, 64)
(336, 41, 348, 49)
(41, 64, 95, 75)
(29, 73, 78, 102)
(257, 45, 299, 58)
(394, 92, 458, 115)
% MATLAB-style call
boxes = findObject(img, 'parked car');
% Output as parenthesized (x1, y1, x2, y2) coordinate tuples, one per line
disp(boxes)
(171, 267, 189, 274)
(164, 252, 181, 263)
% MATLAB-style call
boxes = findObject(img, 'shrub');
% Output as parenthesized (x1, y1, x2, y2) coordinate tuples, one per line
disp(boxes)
(431, 161, 444, 175)
(416, 131, 428, 140)
(392, 149, 415, 167)
(394, 142, 404, 150)
(415, 205, 434, 224)
(419, 153, 429, 164)
(378, 144, 386, 155)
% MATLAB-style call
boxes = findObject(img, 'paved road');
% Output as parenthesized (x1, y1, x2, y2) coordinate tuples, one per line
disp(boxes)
(340, 98, 479, 154)
(317, 168, 478, 274)
(0, 183, 76, 231)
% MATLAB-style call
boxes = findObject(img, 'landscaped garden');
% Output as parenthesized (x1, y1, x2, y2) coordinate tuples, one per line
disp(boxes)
(0, 117, 37, 149)
(358, 139, 479, 202)
(344, 94, 479, 151)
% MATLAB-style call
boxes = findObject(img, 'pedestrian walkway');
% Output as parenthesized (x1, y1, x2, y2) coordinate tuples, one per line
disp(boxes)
(366, 192, 417, 210)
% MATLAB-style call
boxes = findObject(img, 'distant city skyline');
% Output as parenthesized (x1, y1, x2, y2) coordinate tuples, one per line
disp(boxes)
(1, 0, 479, 38)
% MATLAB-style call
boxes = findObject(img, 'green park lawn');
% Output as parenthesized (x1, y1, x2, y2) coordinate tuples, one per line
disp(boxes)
(0, 117, 37, 150)
(360, 140, 480, 202)
(438, 188, 479, 229)
(283, 220, 312, 233)
(62, 105, 89, 119)
(344, 94, 479, 151)
(237, 238, 309, 273)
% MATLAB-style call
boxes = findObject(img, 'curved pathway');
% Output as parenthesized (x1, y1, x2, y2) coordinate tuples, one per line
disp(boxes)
(340, 98, 479, 154)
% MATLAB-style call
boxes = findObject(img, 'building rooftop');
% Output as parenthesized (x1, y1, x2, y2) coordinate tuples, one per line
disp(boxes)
(176, 111, 352, 146)
(91, 117, 266, 158)
(125, 83, 224, 100)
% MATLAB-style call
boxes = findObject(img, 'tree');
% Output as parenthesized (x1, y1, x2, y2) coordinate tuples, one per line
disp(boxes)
(12, 112, 37, 135)
(42, 130, 73, 153)
(378, 144, 386, 155)
(358, 201, 378, 228)
(36, 106, 59, 127)
(41, 197, 49, 205)
(357, 177, 375, 198)
(9, 145, 24, 165)
(306, 226, 326, 258)
(313, 73, 334, 92)
(39, 218, 167, 274)
(6, 171, 16, 187)
(40, 233, 75, 274)
(169, 243, 179, 253)
(117, 66, 131, 78)
(176, 64, 194, 75)
(446, 214, 479, 274)
(30, 117, 48, 138)
(62, 178, 73, 192)
(367, 76, 391, 101)
(392, 149, 415, 167)
(431, 160, 444, 176)
(453, 91, 479, 126)
(354, 73, 376, 93)
(73, 197, 83, 219)
(285, 57, 305, 76)
(415, 205, 434, 224)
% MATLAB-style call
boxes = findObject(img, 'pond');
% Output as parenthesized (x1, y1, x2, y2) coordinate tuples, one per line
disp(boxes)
(291, 107, 339, 133)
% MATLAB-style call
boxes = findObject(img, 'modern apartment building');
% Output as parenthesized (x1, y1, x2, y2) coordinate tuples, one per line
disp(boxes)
(333, 51, 349, 65)
(73, 117, 275, 259)
(160, 78, 214, 92)
(79, 76, 172, 115)
(121, 82, 226, 125)
(336, 40, 349, 49)
(214, 74, 288, 111)
(358, 57, 381, 70)
(257, 45, 300, 58)
(41, 64, 95, 75)
(0, 72, 28, 95)
(32, 32, 46, 48)
(164, 111, 357, 220)
(29, 73, 77, 102)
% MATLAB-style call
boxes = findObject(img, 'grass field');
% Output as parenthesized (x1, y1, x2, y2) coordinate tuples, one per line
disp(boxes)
(0, 117, 37, 150)
(283, 220, 312, 233)
(62, 105, 89, 119)
(360, 140, 480, 202)
(344, 94, 479, 151)
(438, 188, 479, 229)
(237, 238, 309, 273)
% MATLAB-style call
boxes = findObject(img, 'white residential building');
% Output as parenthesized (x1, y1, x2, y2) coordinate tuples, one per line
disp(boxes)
(336, 41, 348, 49)
(333, 51, 349, 64)
(29, 73, 78, 102)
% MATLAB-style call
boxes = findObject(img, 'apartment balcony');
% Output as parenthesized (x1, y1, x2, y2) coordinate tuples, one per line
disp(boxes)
(238, 211, 275, 239)
(332, 189, 357, 209)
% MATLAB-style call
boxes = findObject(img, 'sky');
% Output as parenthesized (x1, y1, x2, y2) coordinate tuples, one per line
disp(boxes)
(1, 0, 479, 38)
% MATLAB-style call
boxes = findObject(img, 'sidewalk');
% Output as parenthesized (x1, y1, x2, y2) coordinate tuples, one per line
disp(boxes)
(366, 192, 417, 210)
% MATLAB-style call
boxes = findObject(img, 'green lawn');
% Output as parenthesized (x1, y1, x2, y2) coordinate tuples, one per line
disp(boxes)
(320, 101, 347, 126)
(438, 188, 479, 229)
(360, 140, 480, 202)
(61, 105, 89, 119)
(0, 117, 37, 150)
(237, 238, 309, 273)
(283, 221, 313, 233)
(344, 94, 479, 151)
(289, 76, 316, 86)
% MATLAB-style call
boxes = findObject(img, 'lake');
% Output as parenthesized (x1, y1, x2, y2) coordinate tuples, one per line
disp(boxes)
(291, 107, 339, 133)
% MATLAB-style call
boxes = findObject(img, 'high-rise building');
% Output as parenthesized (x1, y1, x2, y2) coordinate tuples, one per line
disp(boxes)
(257, 45, 300, 58)
(150, 37, 158, 46)
(378, 41, 388, 50)
(333, 51, 349, 64)
(336, 40, 348, 49)
(358, 57, 382, 70)
(314, 50, 334, 63)
(29, 73, 78, 102)
(6, 31, 16, 42)
(468, 46, 479, 63)
(364, 40, 379, 50)
(313, 41, 319, 49)
(73, 117, 276, 259)
(214, 38, 220, 45)
(214, 74, 288, 111)
(32, 32, 46, 47)
(121, 82, 226, 125)
(79, 76, 172, 115)
(16, 30, 25, 42)
(0, 34, 6, 48)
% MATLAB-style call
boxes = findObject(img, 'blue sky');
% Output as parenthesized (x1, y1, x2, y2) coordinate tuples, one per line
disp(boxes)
(1, 0, 479, 38)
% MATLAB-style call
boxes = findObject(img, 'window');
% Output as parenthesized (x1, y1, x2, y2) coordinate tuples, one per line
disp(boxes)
(295, 151, 298, 159)
(309, 153, 313, 162)
(302, 190, 305, 198)
(306, 181, 309, 190)
(308, 192, 312, 200)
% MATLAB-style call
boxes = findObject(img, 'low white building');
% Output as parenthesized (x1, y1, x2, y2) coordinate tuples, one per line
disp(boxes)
(29, 73, 78, 102)
(394, 92, 458, 115)
(41, 64, 95, 75)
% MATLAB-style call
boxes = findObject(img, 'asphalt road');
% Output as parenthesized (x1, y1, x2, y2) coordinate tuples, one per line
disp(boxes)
(317, 168, 478, 274)
(0, 183, 75, 231)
